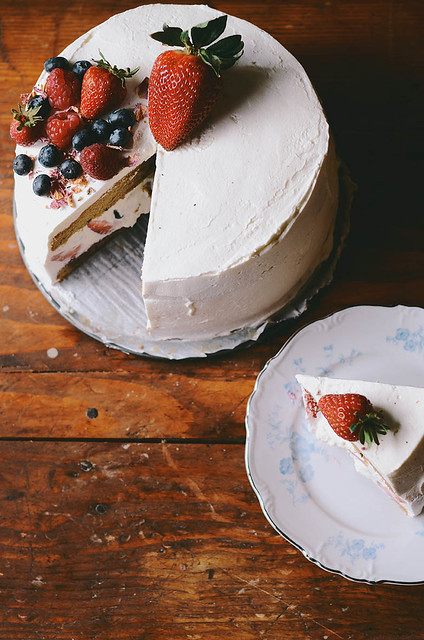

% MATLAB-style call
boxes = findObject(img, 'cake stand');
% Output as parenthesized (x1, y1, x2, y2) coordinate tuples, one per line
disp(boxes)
(14, 164, 354, 360)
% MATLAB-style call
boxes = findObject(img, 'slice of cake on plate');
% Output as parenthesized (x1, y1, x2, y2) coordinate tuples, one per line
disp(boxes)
(296, 374, 424, 517)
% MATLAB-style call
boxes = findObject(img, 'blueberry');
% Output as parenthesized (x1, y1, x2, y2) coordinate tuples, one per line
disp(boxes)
(109, 127, 132, 148)
(72, 128, 94, 151)
(38, 144, 62, 168)
(13, 154, 33, 176)
(60, 159, 82, 180)
(44, 56, 70, 72)
(27, 95, 51, 119)
(107, 108, 136, 128)
(91, 119, 112, 141)
(33, 174, 51, 196)
(72, 60, 92, 80)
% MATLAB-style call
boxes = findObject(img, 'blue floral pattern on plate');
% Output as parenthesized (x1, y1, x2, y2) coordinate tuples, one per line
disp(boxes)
(387, 326, 424, 352)
(324, 533, 384, 563)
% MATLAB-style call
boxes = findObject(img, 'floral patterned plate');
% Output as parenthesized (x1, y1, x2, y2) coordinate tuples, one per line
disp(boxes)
(245, 305, 424, 584)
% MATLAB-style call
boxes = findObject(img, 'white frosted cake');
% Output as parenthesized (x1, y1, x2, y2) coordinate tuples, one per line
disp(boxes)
(13, 4, 339, 341)
(296, 374, 424, 517)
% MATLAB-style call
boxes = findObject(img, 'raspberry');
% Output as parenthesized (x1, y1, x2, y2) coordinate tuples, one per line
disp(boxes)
(46, 110, 83, 150)
(79, 143, 123, 180)
(46, 68, 81, 110)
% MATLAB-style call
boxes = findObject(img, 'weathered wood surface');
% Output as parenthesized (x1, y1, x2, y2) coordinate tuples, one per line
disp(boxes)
(1, 0, 424, 638)
(1, 442, 424, 640)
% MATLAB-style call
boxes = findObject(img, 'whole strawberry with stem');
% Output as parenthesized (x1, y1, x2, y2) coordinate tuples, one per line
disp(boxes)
(149, 14, 244, 151)
(318, 393, 390, 445)
(10, 103, 44, 146)
(80, 52, 139, 120)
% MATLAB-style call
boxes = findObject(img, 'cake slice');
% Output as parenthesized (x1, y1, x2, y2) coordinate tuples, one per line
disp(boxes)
(296, 374, 424, 517)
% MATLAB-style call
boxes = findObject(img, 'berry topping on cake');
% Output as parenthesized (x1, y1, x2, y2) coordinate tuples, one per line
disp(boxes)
(46, 110, 83, 150)
(72, 60, 92, 80)
(79, 143, 123, 180)
(38, 144, 62, 168)
(148, 15, 244, 151)
(80, 52, 139, 119)
(60, 158, 83, 180)
(10, 103, 43, 146)
(44, 56, 70, 72)
(46, 68, 81, 110)
(27, 95, 51, 119)
(109, 127, 132, 148)
(33, 174, 52, 197)
(13, 154, 34, 176)
(91, 118, 112, 141)
(72, 128, 95, 151)
(107, 108, 137, 128)
(318, 393, 390, 445)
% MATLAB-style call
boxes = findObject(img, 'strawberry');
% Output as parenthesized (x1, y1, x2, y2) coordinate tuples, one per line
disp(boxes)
(149, 15, 244, 151)
(46, 110, 83, 149)
(79, 143, 123, 180)
(87, 218, 114, 234)
(318, 393, 390, 445)
(303, 390, 319, 418)
(10, 103, 44, 146)
(46, 68, 81, 110)
(80, 52, 139, 119)
(52, 245, 81, 262)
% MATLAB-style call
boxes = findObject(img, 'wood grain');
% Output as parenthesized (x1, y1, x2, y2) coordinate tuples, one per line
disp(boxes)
(1, 0, 424, 638)
(1, 442, 423, 640)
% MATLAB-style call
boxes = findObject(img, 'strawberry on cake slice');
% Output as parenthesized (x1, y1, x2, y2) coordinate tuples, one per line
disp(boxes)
(296, 374, 424, 517)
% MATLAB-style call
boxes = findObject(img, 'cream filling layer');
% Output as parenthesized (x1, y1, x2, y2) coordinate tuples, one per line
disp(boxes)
(21, 179, 152, 287)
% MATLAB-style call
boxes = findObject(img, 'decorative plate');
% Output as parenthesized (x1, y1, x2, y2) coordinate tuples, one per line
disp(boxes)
(245, 305, 424, 584)
(14, 166, 353, 360)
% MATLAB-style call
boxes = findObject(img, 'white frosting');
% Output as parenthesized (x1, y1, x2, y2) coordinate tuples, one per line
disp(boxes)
(296, 374, 424, 517)
(14, 4, 339, 341)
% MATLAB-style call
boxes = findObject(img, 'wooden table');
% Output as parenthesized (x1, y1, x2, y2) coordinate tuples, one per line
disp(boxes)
(1, 1, 423, 638)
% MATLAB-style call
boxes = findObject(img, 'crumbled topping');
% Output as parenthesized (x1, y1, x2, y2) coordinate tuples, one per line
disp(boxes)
(127, 152, 140, 167)
(135, 103, 148, 121)
(136, 77, 149, 99)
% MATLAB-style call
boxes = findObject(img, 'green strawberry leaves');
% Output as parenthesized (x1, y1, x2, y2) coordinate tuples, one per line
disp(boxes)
(349, 410, 390, 446)
(191, 15, 228, 49)
(93, 51, 140, 86)
(152, 24, 184, 47)
(11, 103, 43, 130)
(151, 14, 244, 77)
